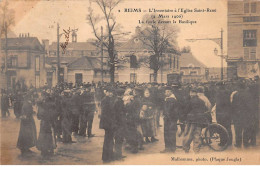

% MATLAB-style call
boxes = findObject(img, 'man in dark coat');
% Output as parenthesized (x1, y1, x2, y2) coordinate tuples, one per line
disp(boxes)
(161, 86, 179, 153)
(86, 87, 96, 138)
(232, 82, 256, 148)
(17, 93, 37, 155)
(99, 87, 117, 162)
(215, 82, 232, 146)
(113, 88, 127, 160)
(70, 90, 82, 135)
(79, 89, 89, 136)
(1, 89, 9, 118)
(61, 90, 73, 143)
(247, 78, 259, 146)
(124, 88, 143, 153)
(79, 87, 96, 137)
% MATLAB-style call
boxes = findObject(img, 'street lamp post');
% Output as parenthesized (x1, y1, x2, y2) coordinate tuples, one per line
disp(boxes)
(57, 23, 61, 84)
(186, 28, 225, 80)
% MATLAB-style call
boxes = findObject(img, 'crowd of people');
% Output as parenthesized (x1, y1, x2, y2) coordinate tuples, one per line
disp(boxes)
(0, 77, 259, 163)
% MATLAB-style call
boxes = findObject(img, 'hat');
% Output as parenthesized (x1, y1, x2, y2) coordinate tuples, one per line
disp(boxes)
(197, 86, 204, 93)
(134, 87, 143, 95)
(115, 88, 125, 96)
(165, 86, 173, 91)
(104, 86, 114, 93)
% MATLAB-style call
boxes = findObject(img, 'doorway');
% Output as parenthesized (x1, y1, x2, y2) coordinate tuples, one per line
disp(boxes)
(75, 73, 83, 85)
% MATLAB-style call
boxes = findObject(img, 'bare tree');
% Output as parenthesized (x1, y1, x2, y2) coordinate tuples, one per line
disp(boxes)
(0, 0, 15, 73)
(87, 0, 123, 83)
(138, 14, 179, 82)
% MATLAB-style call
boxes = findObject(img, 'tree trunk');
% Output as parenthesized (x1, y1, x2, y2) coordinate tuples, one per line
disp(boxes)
(108, 43, 115, 83)
(110, 63, 115, 83)
(153, 69, 158, 83)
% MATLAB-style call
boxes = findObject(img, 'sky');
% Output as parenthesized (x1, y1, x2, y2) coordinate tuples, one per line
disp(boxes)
(7, 0, 227, 67)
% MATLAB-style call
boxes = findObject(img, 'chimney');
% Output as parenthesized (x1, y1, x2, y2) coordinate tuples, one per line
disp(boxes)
(28, 33, 30, 37)
(42, 39, 50, 56)
(19, 33, 21, 38)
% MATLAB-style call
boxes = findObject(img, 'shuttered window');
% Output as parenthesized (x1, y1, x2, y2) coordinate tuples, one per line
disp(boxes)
(251, 2, 257, 13)
(244, 2, 250, 13)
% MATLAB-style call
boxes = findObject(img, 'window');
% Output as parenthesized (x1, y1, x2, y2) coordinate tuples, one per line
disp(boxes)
(243, 16, 260, 22)
(244, 48, 250, 59)
(94, 71, 97, 77)
(7, 56, 18, 68)
(244, 48, 256, 60)
(190, 71, 197, 75)
(244, 2, 249, 13)
(243, 30, 257, 47)
(250, 48, 256, 60)
(244, 1, 257, 13)
(35, 56, 40, 71)
(150, 73, 156, 83)
(130, 73, 137, 83)
(251, 2, 257, 13)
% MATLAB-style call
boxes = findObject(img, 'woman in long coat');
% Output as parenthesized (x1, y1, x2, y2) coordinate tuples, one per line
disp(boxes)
(14, 92, 23, 118)
(17, 94, 37, 155)
(36, 93, 57, 156)
(140, 88, 158, 143)
(61, 91, 73, 143)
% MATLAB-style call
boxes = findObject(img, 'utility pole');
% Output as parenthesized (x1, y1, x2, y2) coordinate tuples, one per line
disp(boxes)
(101, 26, 104, 84)
(57, 23, 61, 84)
(220, 28, 224, 80)
(161, 54, 163, 83)
(4, 21, 8, 89)
(4, 22, 8, 73)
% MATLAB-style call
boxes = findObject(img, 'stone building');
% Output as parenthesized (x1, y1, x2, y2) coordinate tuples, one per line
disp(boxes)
(1, 34, 46, 90)
(227, 0, 260, 79)
(45, 56, 110, 87)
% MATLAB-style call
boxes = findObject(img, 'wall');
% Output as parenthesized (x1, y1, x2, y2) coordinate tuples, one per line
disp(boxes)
(67, 69, 94, 83)
(228, 1, 260, 60)
(227, 0, 260, 79)
(2, 50, 46, 89)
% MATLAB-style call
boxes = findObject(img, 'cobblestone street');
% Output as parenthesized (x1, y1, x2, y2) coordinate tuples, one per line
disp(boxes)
(1, 108, 260, 165)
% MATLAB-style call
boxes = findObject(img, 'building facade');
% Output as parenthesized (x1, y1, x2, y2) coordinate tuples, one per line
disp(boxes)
(117, 27, 180, 83)
(179, 53, 207, 83)
(1, 35, 46, 90)
(45, 56, 111, 87)
(227, 0, 260, 79)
